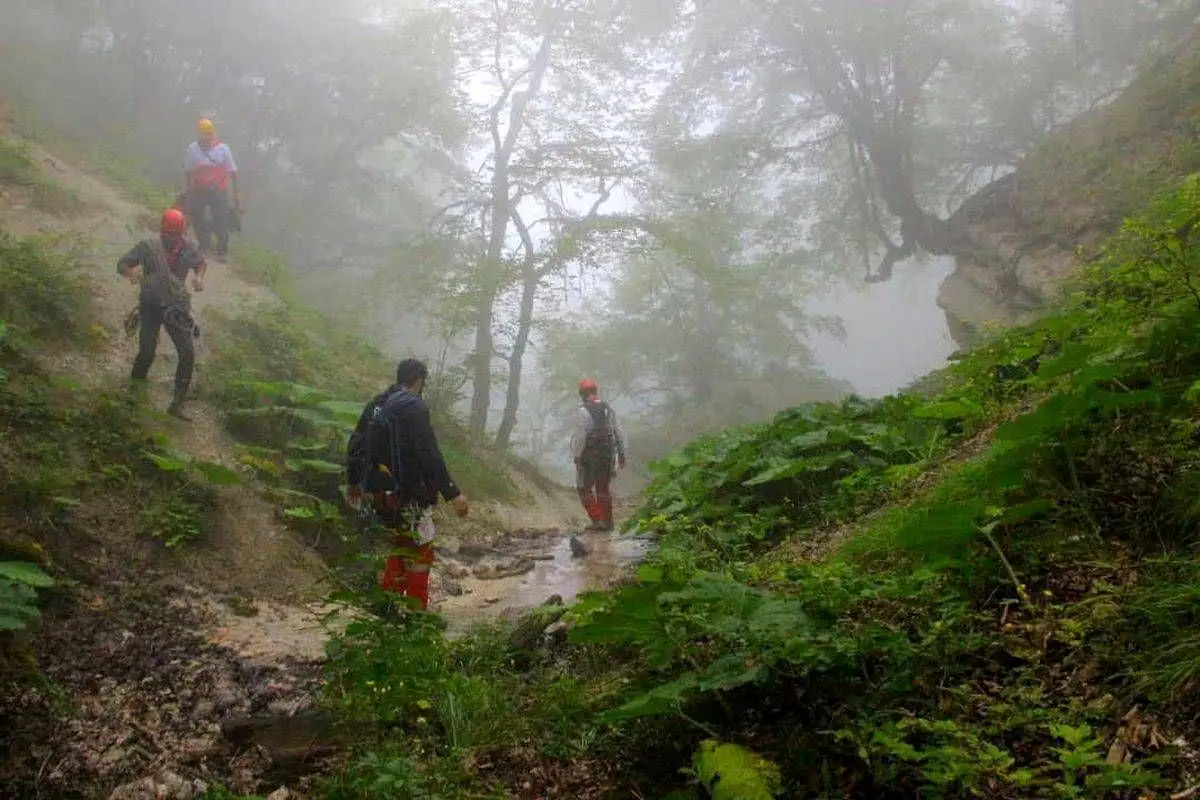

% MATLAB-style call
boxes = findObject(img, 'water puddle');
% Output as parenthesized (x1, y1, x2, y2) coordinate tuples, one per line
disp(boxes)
(435, 529, 652, 633)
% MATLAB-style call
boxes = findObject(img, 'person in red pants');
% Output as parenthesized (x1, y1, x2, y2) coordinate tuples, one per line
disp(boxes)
(570, 378, 627, 531)
(346, 358, 468, 610)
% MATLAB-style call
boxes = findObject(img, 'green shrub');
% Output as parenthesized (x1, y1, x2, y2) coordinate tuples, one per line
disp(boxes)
(0, 561, 54, 633)
(0, 139, 82, 213)
(0, 232, 92, 345)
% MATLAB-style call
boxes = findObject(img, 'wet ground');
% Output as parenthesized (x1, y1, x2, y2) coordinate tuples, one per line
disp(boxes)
(436, 527, 652, 632)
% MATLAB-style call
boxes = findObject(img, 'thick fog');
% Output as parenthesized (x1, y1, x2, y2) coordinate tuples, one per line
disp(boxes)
(1, 0, 1192, 481)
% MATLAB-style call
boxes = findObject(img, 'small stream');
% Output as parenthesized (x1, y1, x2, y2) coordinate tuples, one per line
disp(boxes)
(435, 528, 653, 633)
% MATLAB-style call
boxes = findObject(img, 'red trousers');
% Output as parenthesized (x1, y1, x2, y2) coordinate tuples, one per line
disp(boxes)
(374, 493, 436, 610)
(575, 458, 614, 526)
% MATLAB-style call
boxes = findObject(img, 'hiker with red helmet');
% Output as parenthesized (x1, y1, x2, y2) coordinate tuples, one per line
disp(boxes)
(185, 118, 240, 261)
(117, 208, 206, 420)
(570, 378, 626, 531)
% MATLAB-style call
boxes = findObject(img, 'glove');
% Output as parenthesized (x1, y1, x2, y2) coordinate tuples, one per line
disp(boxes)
(123, 307, 140, 338)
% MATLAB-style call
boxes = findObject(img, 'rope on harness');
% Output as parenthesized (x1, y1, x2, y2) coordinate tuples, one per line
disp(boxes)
(163, 304, 201, 339)
(123, 307, 140, 338)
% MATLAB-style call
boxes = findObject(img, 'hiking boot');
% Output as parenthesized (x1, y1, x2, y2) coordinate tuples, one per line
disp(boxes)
(167, 398, 193, 421)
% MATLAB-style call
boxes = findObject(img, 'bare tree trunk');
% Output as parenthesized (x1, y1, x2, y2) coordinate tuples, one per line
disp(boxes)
(494, 263, 538, 449)
(468, 32, 555, 436)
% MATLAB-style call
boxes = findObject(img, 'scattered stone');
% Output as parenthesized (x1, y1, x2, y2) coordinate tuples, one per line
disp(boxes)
(472, 557, 536, 580)
(266, 787, 299, 800)
(108, 770, 207, 800)
(483, 597, 501, 605)
(569, 536, 589, 558)
(456, 543, 494, 562)
(544, 620, 571, 647)
(441, 578, 465, 597)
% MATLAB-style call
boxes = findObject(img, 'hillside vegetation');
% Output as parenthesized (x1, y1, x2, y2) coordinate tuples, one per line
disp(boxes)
(237, 172, 1200, 799)
(5, 96, 1200, 800)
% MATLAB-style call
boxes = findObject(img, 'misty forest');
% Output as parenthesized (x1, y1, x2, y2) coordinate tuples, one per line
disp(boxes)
(3, 0, 1200, 798)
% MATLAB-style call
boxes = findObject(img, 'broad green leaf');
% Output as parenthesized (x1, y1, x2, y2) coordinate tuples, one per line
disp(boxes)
(913, 400, 979, 420)
(192, 460, 242, 486)
(285, 458, 345, 474)
(0, 611, 40, 631)
(693, 740, 782, 800)
(0, 561, 55, 588)
(144, 450, 189, 472)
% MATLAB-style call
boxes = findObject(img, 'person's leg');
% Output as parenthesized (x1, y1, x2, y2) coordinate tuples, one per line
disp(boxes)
(376, 492, 408, 594)
(188, 190, 212, 254)
(402, 507, 437, 610)
(211, 190, 230, 257)
(595, 463, 615, 531)
(131, 304, 162, 381)
(576, 460, 600, 521)
(163, 307, 196, 418)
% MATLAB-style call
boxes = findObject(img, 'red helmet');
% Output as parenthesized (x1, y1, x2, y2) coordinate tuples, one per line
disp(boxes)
(578, 377, 599, 395)
(160, 207, 187, 235)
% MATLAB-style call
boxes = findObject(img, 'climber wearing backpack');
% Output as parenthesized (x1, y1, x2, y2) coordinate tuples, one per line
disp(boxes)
(346, 358, 469, 610)
(117, 207, 206, 420)
(570, 378, 626, 531)
(185, 118, 241, 261)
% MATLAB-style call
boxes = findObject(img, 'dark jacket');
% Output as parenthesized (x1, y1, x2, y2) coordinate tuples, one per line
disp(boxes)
(353, 386, 460, 508)
(117, 236, 204, 308)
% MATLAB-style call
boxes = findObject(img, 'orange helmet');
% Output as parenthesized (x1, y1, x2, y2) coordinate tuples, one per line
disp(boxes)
(578, 377, 599, 396)
(160, 207, 187, 235)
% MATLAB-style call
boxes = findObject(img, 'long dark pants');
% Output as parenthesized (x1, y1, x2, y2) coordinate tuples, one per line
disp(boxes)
(187, 187, 230, 255)
(132, 303, 194, 397)
(576, 456, 614, 525)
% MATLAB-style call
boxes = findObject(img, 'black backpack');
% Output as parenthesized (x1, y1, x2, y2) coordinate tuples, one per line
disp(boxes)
(583, 401, 615, 456)
(346, 390, 398, 492)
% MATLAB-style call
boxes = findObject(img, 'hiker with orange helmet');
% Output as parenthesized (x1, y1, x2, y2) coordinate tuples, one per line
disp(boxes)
(570, 378, 626, 531)
(185, 118, 240, 261)
(117, 208, 207, 420)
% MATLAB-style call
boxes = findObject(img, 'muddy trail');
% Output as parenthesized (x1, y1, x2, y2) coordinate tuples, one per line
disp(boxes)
(0, 522, 647, 799)
(0, 134, 650, 798)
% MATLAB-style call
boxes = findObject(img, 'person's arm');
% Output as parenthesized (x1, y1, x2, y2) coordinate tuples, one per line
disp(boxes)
(611, 408, 627, 468)
(569, 406, 591, 463)
(225, 147, 241, 208)
(189, 248, 208, 292)
(409, 404, 461, 502)
(184, 144, 195, 192)
(116, 242, 146, 283)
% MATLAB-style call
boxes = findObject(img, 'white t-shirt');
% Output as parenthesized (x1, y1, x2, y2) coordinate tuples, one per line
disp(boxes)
(185, 141, 237, 190)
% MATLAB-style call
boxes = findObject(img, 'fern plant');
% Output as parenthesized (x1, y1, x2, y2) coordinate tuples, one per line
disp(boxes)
(0, 561, 54, 632)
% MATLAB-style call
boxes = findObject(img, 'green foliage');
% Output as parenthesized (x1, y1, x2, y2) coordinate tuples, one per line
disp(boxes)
(228, 242, 292, 295)
(555, 172, 1200, 797)
(0, 561, 54, 632)
(691, 740, 782, 800)
(139, 446, 238, 548)
(634, 393, 963, 547)
(0, 138, 82, 213)
(0, 231, 92, 345)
